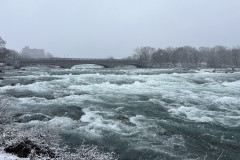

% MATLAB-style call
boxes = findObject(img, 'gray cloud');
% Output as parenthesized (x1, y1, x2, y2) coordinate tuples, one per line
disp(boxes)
(1, 0, 240, 58)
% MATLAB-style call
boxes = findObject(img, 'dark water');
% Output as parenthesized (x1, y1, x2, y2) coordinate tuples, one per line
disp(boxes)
(1, 65, 240, 160)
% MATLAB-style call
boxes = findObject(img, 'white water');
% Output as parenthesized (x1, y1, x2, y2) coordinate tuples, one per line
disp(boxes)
(1, 66, 240, 159)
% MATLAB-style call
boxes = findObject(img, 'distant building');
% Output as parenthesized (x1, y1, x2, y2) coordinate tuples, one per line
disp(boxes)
(21, 46, 46, 58)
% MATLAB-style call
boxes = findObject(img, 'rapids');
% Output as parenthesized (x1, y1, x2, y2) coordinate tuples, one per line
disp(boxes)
(0, 65, 240, 159)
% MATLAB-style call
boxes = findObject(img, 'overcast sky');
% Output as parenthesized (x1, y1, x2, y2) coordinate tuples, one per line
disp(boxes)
(0, 0, 240, 58)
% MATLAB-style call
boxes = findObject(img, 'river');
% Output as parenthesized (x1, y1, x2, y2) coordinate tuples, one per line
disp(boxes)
(0, 65, 240, 160)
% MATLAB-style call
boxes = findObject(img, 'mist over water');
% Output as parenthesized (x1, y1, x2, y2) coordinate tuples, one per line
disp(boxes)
(0, 65, 240, 159)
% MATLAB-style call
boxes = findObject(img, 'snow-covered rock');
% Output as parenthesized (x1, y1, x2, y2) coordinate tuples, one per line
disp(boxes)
(0, 147, 28, 160)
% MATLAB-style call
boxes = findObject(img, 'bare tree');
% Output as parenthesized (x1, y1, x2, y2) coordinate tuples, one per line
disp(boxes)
(0, 37, 20, 64)
(231, 48, 240, 67)
(134, 46, 156, 63)
(0, 37, 6, 48)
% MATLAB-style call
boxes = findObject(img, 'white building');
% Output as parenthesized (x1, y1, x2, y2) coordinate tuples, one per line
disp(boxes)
(21, 46, 45, 58)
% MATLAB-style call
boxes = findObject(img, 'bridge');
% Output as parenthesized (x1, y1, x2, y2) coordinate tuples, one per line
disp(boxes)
(16, 58, 146, 68)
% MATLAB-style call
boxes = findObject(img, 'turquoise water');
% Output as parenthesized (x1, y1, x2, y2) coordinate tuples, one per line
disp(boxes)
(1, 65, 240, 159)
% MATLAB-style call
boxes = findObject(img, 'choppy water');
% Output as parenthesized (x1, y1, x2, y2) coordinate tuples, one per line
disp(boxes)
(1, 65, 240, 160)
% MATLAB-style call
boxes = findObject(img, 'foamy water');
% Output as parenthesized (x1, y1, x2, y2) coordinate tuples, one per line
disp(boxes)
(0, 65, 240, 159)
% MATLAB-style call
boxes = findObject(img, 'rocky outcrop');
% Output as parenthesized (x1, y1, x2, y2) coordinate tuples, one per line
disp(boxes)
(5, 139, 55, 158)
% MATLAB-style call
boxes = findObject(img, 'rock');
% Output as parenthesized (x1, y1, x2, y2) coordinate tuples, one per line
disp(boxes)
(116, 116, 136, 126)
(5, 139, 55, 158)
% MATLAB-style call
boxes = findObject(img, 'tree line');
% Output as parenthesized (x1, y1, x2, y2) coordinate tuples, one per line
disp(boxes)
(0, 37, 19, 64)
(127, 46, 240, 68)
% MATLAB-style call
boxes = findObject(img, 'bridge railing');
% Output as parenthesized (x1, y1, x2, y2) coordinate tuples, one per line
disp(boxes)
(18, 58, 143, 63)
